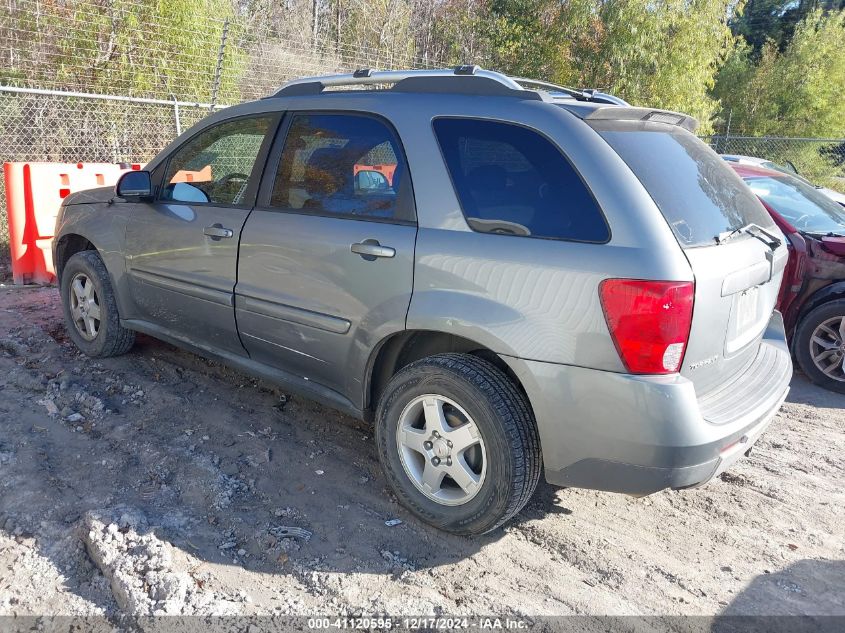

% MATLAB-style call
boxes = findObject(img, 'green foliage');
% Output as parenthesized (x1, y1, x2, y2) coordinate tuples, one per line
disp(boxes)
(418, 0, 487, 65)
(730, 0, 845, 58)
(732, 0, 793, 57)
(338, 0, 417, 64)
(1, 0, 843, 139)
(477, 0, 735, 130)
(594, 0, 732, 128)
(715, 9, 845, 137)
(479, 0, 561, 79)
(0, 0, 241, 101)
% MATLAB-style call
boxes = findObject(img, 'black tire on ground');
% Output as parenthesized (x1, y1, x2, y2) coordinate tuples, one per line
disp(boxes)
(375, 353, 542, 535)
(794, 299, 845, 394)
(60, 250, 135, 358)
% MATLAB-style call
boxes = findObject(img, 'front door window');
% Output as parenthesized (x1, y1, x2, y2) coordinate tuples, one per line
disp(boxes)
(161, 116, 274, 205)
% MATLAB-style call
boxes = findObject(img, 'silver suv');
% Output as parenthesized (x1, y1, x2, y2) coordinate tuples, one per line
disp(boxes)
(54, 67, 793, 535)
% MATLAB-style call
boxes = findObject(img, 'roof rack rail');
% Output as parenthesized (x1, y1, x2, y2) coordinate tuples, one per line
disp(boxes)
(271, 66, 628, 104)
(511, 77, 629, 105)
(511, 77, 588, 99)
(273, 66, 525, 97)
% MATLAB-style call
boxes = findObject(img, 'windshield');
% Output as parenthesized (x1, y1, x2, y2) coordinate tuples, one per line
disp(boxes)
(596, 123, 775, 247)
(744, 175, 845, 235)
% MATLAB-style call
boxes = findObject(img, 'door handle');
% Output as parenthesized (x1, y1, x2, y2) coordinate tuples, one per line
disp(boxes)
(351, 239, 395, 260)
(204, 224, 234, 240)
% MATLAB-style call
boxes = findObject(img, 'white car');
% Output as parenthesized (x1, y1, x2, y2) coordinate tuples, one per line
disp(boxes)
(721, 154, 845, 207)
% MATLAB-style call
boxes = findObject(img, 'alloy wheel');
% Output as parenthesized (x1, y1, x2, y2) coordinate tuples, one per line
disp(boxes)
(69, 273, 102, 341)
(396, 394, 487, 506)
(809, 316, 845, 382)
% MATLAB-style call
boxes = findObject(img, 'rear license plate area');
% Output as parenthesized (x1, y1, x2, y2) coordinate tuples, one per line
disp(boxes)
(735, 286, 759, 333)
(725, 286, 762, 355)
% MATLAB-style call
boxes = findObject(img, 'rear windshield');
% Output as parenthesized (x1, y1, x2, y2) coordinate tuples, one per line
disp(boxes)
(595, 123, 774, 247)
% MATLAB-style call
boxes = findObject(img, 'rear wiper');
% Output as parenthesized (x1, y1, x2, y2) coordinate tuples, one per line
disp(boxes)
(715, 223, 782, 250)
(746, 224, 782, 250)
(714, 227, 743, 245)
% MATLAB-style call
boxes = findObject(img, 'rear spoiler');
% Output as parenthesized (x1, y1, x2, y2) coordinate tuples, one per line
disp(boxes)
(584, 106, 699, 132)
(560, 103, 699, 133)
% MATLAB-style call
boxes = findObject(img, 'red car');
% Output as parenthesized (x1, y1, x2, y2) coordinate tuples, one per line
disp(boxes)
(730, 163, 845, 393)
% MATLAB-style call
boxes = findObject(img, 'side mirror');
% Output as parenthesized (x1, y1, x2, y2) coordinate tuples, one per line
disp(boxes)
(115, 170, 153, 201)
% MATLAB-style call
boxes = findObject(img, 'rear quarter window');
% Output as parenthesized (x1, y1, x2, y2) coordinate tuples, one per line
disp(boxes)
(595, 122, 774, 247)
(432, 118, 609, 243)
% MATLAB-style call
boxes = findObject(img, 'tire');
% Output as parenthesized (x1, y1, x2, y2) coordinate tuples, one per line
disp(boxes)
(794, 299, 845, 394)
(375, 353, 541, 535)
(60, 250, 135, 358)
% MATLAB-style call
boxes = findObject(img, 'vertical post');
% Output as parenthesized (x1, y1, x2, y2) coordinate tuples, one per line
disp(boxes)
(335, 0, 341, 52)
(210, 18, 230, 111)
(722, 109, 732, 154)
(172, 95, 182, 137)
(312, 0, 319, 50)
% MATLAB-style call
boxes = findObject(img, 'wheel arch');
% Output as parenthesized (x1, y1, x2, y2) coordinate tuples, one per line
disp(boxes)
(797, 282, 845, 326)
(54, 233, 99, 282)
(793, 284, 845, 392)
(365, 329, 531, 417)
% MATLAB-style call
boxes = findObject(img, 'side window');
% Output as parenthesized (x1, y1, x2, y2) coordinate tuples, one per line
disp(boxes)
(161, 116, 273, 205)
(270, 114, 413, 222)
(433, 118, 609, 242)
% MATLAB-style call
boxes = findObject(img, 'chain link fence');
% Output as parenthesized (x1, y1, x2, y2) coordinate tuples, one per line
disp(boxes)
(704, 135, 845, 191)
(0, 89, 210, 163)
(0, 88, 214, 249)
(0, 0, 440, 103)
(2, 0, 845, 257)
(0, 0, 443, 253)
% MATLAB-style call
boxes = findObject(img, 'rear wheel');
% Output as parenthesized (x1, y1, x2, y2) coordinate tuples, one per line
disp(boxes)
(61, 250, 135, 357)
(795, 299, 845, 393)
(375, 353, 541, 535)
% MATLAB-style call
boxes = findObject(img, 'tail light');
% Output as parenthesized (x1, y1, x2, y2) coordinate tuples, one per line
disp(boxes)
(599, 279, 695, 374)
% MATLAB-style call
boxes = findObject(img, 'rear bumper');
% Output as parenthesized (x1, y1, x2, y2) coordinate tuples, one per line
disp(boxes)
(502, 311, 792, 496)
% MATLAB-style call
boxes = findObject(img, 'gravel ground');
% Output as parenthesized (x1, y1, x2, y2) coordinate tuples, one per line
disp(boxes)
(0, 285, 843, 619)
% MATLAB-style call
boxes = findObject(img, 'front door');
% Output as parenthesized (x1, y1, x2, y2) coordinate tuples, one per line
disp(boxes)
(236, 113, 417, 405)
(124, 115, 277, 354)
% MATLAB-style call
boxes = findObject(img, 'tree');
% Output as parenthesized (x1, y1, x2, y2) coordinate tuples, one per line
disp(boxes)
(580, 0, 734, 127)
(477, 0, 563, 79)
(476, 0, 735, 130)
(731, 0, 792, 57)
(0, 0, 241, 101)
(730, 0, 845, 58)
(715, 8, 845, 137)
(409, 0, 486, 65)
(337, 0, 416, 67)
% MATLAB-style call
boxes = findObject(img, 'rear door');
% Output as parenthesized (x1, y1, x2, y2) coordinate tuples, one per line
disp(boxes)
(124, 115, 277, 354)
(235, 112, 417, 406)
(595, 123, 788, 395)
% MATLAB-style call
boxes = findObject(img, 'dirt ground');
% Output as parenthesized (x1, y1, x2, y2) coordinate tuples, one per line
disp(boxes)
(0, 284, 843, 620)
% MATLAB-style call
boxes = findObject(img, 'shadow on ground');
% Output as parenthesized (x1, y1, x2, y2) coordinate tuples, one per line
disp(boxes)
(712, 560, 845, 632)
(0, 288, 577, 614)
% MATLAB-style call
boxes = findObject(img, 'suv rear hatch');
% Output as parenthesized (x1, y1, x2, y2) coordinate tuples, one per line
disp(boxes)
(588, 115, 789, 406)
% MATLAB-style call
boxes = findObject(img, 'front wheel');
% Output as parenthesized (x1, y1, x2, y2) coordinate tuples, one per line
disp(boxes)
(795, 299, 845, 393)
(375, 353, 541, 535)
(60, 250, 135, 358)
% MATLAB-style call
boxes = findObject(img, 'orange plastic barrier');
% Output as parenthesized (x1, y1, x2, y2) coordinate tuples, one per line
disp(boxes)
(353, 163, 397, 185)
(172, 165, 212, 184)
(3, 161, 141, 285)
